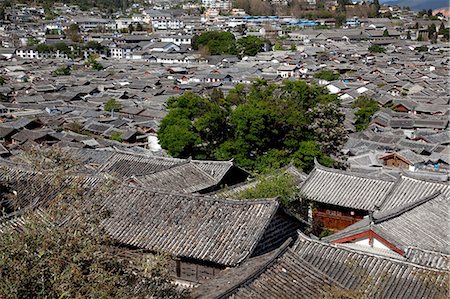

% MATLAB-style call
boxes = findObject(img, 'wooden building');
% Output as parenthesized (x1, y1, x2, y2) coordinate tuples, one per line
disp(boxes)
(301, 163, 450, 233)
(192, 233, 449, 299)
(324, 192, 449, 258)
(379, 150, 425, 171)
(100, 186, 303, 284)
(69, 148, 251, 193)
(300, 163, 396, 231)
(312, 203, 366, 231)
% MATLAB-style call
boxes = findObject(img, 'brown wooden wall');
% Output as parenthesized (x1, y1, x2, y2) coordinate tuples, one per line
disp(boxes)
(169, 259, 222, 283)
(314, 206, 365, 231)
(383, 156, 409, 169)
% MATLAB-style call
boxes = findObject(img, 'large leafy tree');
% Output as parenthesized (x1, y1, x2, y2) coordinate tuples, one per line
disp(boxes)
(237, 36, 267, 56)
(192, 31, 237, 55)
(192, 32, 266, 56)
(104, 98, 122, 112)
(368, 45, 385, 53)
(64, 24, 82, 43)
(314, 69, 340, 81)
(158, 80, 347, 173)
(352, 96, 380, 131)
(308, 101, 347, 155)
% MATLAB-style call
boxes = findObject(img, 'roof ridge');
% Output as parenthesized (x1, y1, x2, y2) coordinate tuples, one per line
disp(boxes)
(375, 174, 404, 211)
(96, 149, 187, 174)
(399, 172, 450, 184)
(117, 184, 280, 205)
(313, 162, 396, 182)
(213, 238, 293, 299)
(294, 232, 448, 273)
(187, 161, 220, 182)
(374, 191, 444, 224)
(132, 160, 196, 179)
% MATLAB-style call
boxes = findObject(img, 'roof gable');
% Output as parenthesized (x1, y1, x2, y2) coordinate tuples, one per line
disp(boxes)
(292, 234, 449, 299)
(325, 193, 450, 254)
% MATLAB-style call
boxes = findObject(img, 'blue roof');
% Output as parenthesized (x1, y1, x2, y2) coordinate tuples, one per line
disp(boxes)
(242, 15, 279, 19)
(289, 20, 319, 25)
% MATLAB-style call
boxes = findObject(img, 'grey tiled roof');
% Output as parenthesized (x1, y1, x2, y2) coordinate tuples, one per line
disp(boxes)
(133, 162, 221, 193)
(379, 175, 450, 212)
(300, 164, 396, 211)
(0, 164, 103, 215)
(405, 247, 450, 271)
(292, 234, 449, 299)
(195, 231, 450, 298)
(192, 239, 346, 299)
(101, 186, 280, 266)
(325, 192, 450, 254)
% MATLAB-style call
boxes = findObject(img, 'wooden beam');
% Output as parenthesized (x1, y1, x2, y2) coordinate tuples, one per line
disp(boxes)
(370, 230, 405, 255)
(331, 229, 405, 256)
(331, 231, 370, 243)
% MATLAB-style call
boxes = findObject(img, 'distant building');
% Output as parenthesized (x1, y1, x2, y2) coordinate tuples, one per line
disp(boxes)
(346, 17, 360, 27)
(201, 0, 232, 10)
(379, 150, 426, 172)
(160, 35, 192, 46)
(72, 17, 113, 31)
(144, 9, 184, 30)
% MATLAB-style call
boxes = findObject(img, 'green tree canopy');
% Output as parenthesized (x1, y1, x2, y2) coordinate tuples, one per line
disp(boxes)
(313, 69, 340, 81)
(85, 55, 104, 71)
(237, 36, 266, 56)
(36, 43, 54, 53)
(65, 23, 82, 43)
(274, 42, 283, 51)
(27, 37, 39, 46)
(428, 23, 437, 39)
(442, 28, 449, 41)
(192, 31, 237, 55)
(368, 44, 385, 53)
(158, 80, 347, 173)
(352, 96, 380, 131)
(438, 22, 446, 35)
(104, 98, 122, 112)
(110, 131, 123, 142)
(53, 42, 71, 54)
(235, 171, 309, 218)
(51, 66, 71, 76)
(85, 41, 104, 51)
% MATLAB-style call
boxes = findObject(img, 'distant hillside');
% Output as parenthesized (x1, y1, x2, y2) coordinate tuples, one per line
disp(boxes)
(381, 0, 449, 11)
(433, 8, 450, 17)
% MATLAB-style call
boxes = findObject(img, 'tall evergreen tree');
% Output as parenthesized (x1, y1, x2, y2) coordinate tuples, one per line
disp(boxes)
(337, 0, 347, 13)
(428, 24, 437, 39)
(438, 22, 445, 35)
(373, 0, 380, 15)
